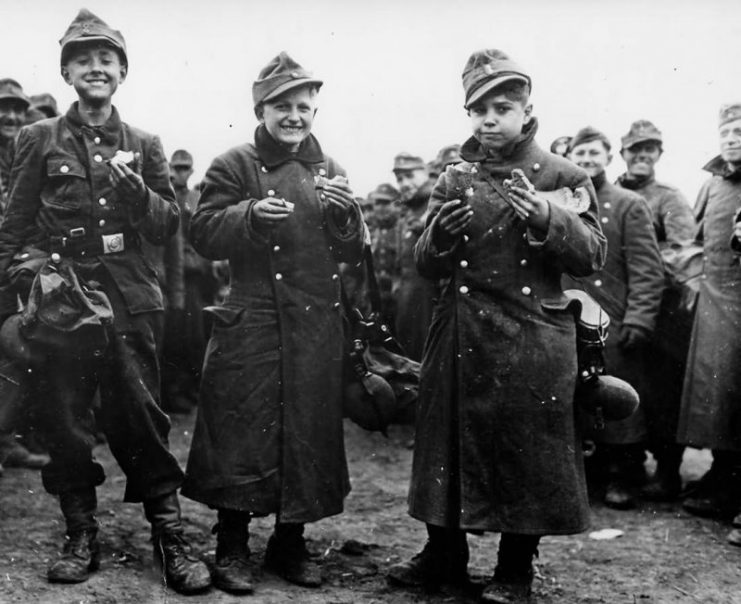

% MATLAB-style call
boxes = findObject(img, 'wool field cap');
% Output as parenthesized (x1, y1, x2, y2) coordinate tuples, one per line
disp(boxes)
(30, 93, 58, 117)
(369, 183, 400, 203)
(435, 144, 462, 168)
(170, 149, 193, 167)
(393, 152, 426, 173)
(252, 52, 323, 108)
(569, 126, 612, 152)
(719, 103, 741, 127)
(462, 49, 531, 109)
(0, 78, 30, 109)
(621, 120, 662, 151)
(60, 9, 128, 67)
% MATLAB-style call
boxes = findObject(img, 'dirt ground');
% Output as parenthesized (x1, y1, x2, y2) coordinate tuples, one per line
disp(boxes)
(1, 414, 740, 604)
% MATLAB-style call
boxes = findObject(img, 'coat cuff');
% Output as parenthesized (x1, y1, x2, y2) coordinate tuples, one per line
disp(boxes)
(243, 199, 272, 247)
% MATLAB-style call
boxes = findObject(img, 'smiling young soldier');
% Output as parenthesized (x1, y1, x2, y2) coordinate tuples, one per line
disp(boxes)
(564, 127, 664, 510)
(182, 52, 365, 595)
(388, 49, 605, 603)
(0, 10, 211, 593)
(0, 78, 30, 216)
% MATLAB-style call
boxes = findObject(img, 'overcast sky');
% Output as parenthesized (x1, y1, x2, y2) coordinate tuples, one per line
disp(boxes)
(1, 0, 739, 202)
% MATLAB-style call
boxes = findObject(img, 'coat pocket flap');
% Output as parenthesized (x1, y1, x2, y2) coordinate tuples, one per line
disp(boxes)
(203, 305, 244, 328)
(46, 157, 86, 178)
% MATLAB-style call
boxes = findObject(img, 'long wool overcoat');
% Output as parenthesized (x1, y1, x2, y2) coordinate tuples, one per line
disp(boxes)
(181, 127, 365, 522)
(677, 157, 741, 452)
(408, 123, 606, 535)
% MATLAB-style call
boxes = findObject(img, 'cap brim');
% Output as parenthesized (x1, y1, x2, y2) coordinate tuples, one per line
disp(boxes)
(262, 78, 324, 104)
(61, 37, 126, 63)
(465, 74, 529, 109)
(622, 136, 662, 150)
(0, 94, 29, 108)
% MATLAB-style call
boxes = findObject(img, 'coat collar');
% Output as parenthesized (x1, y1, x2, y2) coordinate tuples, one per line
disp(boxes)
(64, 102, 122, 143)
(459, 117, 539, 173)
(703, 155, 741, 181)
(254, 124, 324, 169)
(616, 171, 654, 191)
(591, 170, 607, 192)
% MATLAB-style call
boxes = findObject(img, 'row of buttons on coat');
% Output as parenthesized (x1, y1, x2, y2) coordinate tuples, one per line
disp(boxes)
(457, 258, 533, 297)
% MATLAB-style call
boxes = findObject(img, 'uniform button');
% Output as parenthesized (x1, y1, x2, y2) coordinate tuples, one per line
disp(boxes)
(520, 258, 528, 267)
(261, 166, 268, 173)
(320, 193, 326, 200)
(98, 219, 106, 227)
(51, 253, 61, 263)
(333, 302, 341, 309)
(98, 197, 107, 206)
(291, 71, 299, 78)
(458, 285, 469, 295)
(273, 245, 281, 252)
(594, 279, 603, 287)
(20, 253, 29, 259)
(603, 202, 611, 209)
(601, 217, 609, 224)
(332, 273, 339, 281)
(93, 154, 103, 163)
(267, 189, 275, 196)
(275, 273, 283, 280)
(532, 163, 541, 171)
(93, 136, 101, 144)
(522, 232, 528, 240)
(521, 286, 532, 296)
(459, 260, 468, 268)
(318, 168, 327, 176)
(463, 235, 470, 242)
(60, 165, 70, 174)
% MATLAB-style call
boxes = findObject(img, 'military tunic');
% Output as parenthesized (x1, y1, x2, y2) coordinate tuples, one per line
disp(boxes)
(409, 122, 606, 534)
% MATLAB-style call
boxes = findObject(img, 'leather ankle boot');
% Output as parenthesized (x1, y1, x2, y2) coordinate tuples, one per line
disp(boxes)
(213, 509, 253, 594)
(265, 522, 321, 587)
(47, 489, 100, 583)
(144, 491, 211, 594)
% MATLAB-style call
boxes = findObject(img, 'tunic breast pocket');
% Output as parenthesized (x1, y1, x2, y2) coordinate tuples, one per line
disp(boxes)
(43, 156, 87, 211)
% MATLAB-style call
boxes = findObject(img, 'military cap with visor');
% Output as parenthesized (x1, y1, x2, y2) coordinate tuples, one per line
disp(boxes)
(569, 126, 612, 153)
(252, 52, 323, 110)
(29, 93, 59, 118)
(719, 102, 741, 127)
(59, 9, 128, 67)
(369, 183, 399, 204)
(392, 152, 426, 173)
(461, 49, 531, 109)
(170, 149, 194, 168)
(620, 119, 662, 151)
(0, 78, 30, 109)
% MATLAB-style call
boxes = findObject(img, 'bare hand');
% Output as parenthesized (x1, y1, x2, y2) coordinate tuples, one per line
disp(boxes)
(435, 199, 473, 248)
(109, 161, 146, 203)
(507, 186, 551, 232)
(321, 175, 355, 214)
(253, 197, 294, 228)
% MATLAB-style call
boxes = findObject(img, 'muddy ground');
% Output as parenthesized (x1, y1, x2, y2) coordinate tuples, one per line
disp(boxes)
(1, 415, 740, 604)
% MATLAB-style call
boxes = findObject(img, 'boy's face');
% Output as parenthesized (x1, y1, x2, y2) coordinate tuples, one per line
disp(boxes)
(568, 140, 612, 178)
(0, 98, 27, 142)
(468, 91, 532, 152)
(719, 118, 741, 168)
(395, 168, 428, 202)
(62, 44, 126, 106)
(621, 141, 662, 178)
(374, 198, 394, 221)
(170, 165, 193, 188)
(259, 86, 317, 152)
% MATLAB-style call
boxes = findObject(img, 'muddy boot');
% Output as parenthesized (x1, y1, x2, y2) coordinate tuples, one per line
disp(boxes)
(642, 445, 683, 501)
(682, 451, 741, 518)
(481, 533, 539, 604)
(212, 509, 253, 594)
(144, 491, 211, 594)
(265, 522, 321, 587)
(47, 488, 100, 583)
(387, 524, 468, 589)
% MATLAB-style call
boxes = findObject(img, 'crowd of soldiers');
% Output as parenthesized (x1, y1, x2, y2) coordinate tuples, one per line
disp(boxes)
(0, 7, 740, 603)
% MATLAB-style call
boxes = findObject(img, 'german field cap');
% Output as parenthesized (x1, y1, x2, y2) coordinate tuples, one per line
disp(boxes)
(369, 183, 399, 204)
(60, 9, 127, 67)
(570, 126, 612, 152)
(30, 93, 58, 117)
(170, 149, 193, 167)
(719, 103, 741, 127)
(462, 49, 531, 109)
(393, 152, 426, 173)
(0, 78, 30, 109)
(621, 119, 662, 150)
(252, 52, 323, 108)
(436, 144, 462, 168)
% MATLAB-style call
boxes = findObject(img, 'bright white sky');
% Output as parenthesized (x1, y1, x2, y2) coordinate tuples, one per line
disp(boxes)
(1, 0, 739, 203)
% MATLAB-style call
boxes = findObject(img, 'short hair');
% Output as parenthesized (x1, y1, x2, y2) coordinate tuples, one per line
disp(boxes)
(254, 84, 320, 119)
(489, 80, 530, 105)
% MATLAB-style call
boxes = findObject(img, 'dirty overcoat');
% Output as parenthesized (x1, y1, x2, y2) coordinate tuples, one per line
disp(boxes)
(182, 126, 365, 522)
(409, 123, 606, 535)
(677, 157, 741, 452)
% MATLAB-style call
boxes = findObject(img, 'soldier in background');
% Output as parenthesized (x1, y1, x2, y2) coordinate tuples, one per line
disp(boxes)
(616, 120, 696, 501)
(30, 93, 60, 119)
(0, 79, 29, 217)
(428, 144, 462, 181)
(368, 183, 400, 326)
(392, 152, 436, 361)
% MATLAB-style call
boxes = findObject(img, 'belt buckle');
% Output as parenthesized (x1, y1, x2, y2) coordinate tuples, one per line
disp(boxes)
(101, 233, 125, 254)
(69, 227, 86, 238)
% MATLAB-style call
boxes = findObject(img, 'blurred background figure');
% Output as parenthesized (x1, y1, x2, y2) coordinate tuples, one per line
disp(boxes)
(368, 183, 400, 326)
(550, 135, 573, 158)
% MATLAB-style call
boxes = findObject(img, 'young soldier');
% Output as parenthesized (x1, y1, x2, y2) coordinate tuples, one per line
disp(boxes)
(677, 103, 741, 544)
(0, 10, 210, 593)
(616, 120, 696, 501)
(388, 49, 605, 603)
(182, 52, 365, 594)
(0, 78, 30, 216)
(393, 152, 436, 361)
(369, 182, 401, 325)
(565, 126, 665, 510)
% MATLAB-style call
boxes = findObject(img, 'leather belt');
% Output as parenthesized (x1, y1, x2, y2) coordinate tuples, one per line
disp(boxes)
(46, 228, 139, 258)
